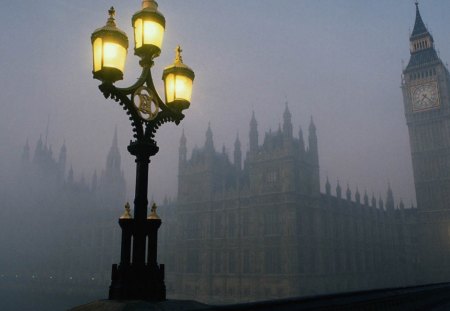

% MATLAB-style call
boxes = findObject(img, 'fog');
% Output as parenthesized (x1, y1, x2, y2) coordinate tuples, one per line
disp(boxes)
(3, 0, 449, 203)
(1, 0, 450, 309)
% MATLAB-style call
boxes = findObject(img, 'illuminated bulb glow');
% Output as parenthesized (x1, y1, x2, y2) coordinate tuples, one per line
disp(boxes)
(165, 73, 193, 103)
(93, 38, 127, 73)
(134, 18, 164, 49)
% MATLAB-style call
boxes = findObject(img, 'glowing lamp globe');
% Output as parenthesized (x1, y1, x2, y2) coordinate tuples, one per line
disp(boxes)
(132, 0, 166, 60)
(91, 7, 129, 83)
(162, 46, 195, 111)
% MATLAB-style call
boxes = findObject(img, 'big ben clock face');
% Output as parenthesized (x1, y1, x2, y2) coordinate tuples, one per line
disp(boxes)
(410, 81, 440, 112)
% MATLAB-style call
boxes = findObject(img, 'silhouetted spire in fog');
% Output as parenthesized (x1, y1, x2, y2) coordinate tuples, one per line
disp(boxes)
(205, 123, 214, 152)
(234, 132, 241, 171)
(249, 111, 258, 153)
(283, 102, 292, 138)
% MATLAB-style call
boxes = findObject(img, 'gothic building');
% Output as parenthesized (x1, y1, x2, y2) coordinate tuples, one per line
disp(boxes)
(159, 103, 418, 304)
(401, 3, 450, 284)
(0, 130, 126, 298)
(156, 4, 450, 304)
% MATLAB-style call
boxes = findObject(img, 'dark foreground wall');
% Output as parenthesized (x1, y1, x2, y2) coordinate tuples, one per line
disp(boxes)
(202, 283, 450, 311)
(70, 283, 450, 311)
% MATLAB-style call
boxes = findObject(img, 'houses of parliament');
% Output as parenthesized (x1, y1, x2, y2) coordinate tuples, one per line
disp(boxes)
(1, 2, 450, 306)
(0, 130, 126, 299)
(158, 3, 450, 304)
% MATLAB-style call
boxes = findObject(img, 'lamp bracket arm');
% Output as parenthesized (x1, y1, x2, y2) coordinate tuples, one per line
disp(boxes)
(142, 68, 185, 141)
(98, 66, 185, 143)
(99, 82, 145, 139)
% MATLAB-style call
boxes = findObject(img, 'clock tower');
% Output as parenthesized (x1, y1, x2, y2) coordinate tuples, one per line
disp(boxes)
(402, 2, 450, 283)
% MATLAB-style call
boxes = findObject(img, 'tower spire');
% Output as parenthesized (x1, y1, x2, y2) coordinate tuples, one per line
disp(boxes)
(234, 132, 242, 171)
(205, 122, 214, 151)
(298, 126, 305, 153)
(107, 127, 121, 170)
(325, 176, 331, 196)
(249, 111, 258, 153)
(386, 183, 395, 211)
(411, 1, 428, 38)
(283, 101, 292, 139)
(336, 179, 342, 199)
(179, 129, 187, 166)
(355, 187, 361, 204)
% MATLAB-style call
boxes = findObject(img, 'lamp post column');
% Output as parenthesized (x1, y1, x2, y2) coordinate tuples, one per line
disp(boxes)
(128, 141, 157, 266)
(92, 1, 195, 302)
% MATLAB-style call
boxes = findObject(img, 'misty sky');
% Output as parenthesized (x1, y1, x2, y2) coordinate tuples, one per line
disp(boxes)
(1, 0, 450, 206)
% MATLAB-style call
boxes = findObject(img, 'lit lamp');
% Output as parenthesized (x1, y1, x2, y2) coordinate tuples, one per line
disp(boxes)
(132, 0, 166, 61)
(163, 46, 195, 111)
(90, 0, 194, 302)
(91, 7, 129, 83)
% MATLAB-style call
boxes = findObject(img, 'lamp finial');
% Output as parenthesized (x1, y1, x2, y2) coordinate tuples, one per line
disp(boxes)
(148, 203, 161, 220)
(175, 45, 183, 63)
(107, 7, 116, 27)
(120, 202, 132, 219)
(142, 0, 158, 10)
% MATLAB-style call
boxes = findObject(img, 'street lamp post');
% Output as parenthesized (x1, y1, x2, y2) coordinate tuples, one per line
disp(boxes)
(90, 1, 194, 301)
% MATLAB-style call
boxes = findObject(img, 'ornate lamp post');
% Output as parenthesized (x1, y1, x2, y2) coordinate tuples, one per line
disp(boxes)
(90, 1, 194, 301)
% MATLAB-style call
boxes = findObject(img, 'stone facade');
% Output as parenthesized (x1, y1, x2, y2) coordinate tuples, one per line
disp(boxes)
(156, 5, 450, 304)
(0, 130, 126, 297)
(401, 4, 450, 284)
(159, 106, 418, 304)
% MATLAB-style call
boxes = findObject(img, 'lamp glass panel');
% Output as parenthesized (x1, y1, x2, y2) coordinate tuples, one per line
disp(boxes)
(143, 20, 164, 49)
(93, 38, 103, 72)
(174, 75, 193, 102)
(165, 73, 175, 103)
(134, 19, 143, 49)
(103, 42, 127, 72)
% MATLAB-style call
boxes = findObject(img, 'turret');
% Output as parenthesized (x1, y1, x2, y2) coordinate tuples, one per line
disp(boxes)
(371, 194, 377, 208)
(308, 117, 318, 164)
(385, 183, 395, 211)
(99, 129, 126, 207)
(33, 135, 44, 163)
(346, 184, 351, 201)
(179, 129, 187, 168)
(378, 196, 384, 210)
(298, 126, 305, 155)
(355, 187, 361, 204)
(364, 190, 369, 206)
(404, 2, 441, 76)
(234, 133, 242, 171)
(336, 180, 342, 199)
(283, 102, 293, 139)
(308, 117, 320, 195)
(409, 2, 434, 54)
(106, 127, 121, 171)
(249, 111, 258, 153)
(205, 122, 215, 152)
(325, 176, 331, 196)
